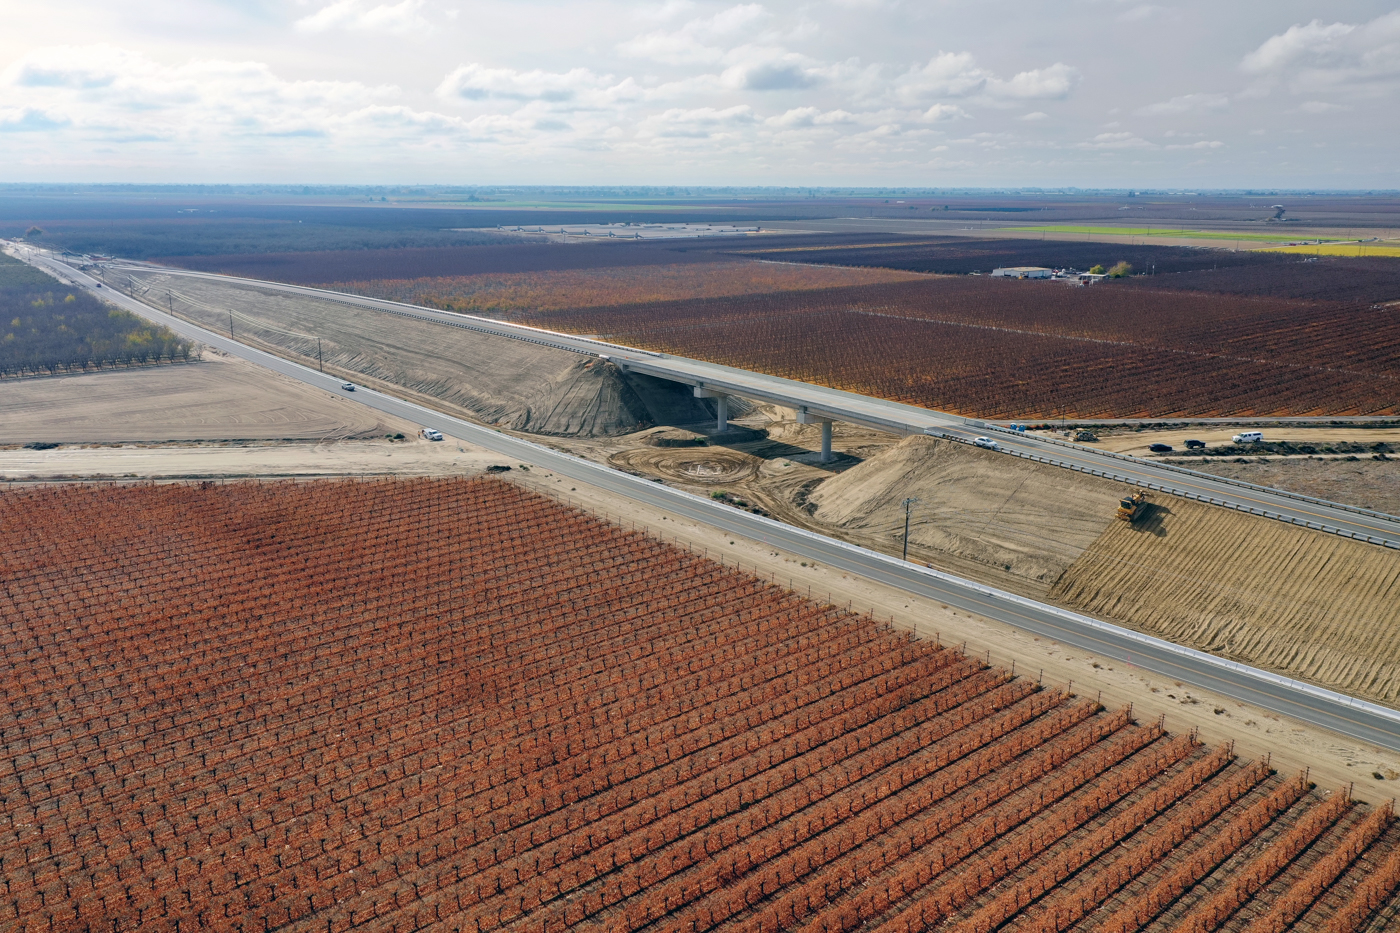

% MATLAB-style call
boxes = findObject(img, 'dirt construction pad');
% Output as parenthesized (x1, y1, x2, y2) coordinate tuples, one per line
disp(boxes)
(0, 352, 392, 445)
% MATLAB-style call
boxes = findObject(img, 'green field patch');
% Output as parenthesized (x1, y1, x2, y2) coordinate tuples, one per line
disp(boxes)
(1008, 225, 1326, 243)
(1260, 243, 1400, 258)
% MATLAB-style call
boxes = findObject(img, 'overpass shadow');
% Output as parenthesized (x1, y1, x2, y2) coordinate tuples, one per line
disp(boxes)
(673, 421, 866, 473)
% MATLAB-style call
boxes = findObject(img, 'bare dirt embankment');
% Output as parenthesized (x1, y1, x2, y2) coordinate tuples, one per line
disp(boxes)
(1173, 456, 1400, 517)
(0, 352, 390, 444)
(125, 270, 714, 437)
(1051, 497, 1400, 706)
(0, 436, 504, 482)
(807, 435, 1120, 591)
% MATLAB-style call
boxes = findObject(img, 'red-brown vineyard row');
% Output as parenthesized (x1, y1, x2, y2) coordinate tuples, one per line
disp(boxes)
(523, 278, 1400, 418)
(2, 476, 1400, 933)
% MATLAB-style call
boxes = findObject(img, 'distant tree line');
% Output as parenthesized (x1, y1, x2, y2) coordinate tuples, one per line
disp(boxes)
(0, 253, 193, 374)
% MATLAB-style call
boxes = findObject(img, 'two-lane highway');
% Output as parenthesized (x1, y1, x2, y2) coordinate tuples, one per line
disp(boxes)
(95, 257, 1400, 549)
(14, 245, 1400, 754)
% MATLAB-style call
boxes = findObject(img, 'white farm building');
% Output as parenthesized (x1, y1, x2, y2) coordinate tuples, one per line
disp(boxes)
(990, 266, 1053, 279)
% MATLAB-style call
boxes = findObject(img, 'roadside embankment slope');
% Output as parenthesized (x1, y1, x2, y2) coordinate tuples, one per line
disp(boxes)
(125, 270, 714, 436)
(808, 435, 1120, 590)
(1051, 497, 1400, 705)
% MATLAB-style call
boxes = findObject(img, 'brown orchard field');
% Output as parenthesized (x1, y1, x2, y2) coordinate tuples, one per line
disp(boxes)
(522, 277, 1400, 418)
(326, 260, 919, 314)
(5, 477, 1400, 933)
(156, 240, 737, 283)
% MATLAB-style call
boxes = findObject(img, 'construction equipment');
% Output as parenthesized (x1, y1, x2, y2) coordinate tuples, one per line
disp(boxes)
(1117, 491, 1148, 522)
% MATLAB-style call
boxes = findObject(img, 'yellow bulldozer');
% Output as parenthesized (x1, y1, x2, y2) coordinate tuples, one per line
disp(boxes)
(1116, 491, 1148, 522)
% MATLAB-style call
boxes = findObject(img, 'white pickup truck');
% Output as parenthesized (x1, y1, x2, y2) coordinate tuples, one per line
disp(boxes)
(420, 428, 444, 441)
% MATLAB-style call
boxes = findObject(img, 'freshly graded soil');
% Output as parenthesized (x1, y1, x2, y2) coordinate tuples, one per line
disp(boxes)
(1051, 497, 1400, 706)
(1177, 456, 1400, 517)
(0, 352, 389, 444)
(808, 435, 1120, 590)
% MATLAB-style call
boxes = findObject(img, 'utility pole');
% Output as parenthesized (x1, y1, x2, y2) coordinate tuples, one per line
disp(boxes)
(901, 497, 919, 562)
(229, 312, 234, 339)
(317, 337, 323, 372)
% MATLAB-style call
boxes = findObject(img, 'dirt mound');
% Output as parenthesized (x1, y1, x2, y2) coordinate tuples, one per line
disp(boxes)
(132, 272, 715, 437)
(1051, 497, 1400, 706)
(807, 435, 1118, 587)
(610, 446, 760, 485)
(646, 429, 707, 447)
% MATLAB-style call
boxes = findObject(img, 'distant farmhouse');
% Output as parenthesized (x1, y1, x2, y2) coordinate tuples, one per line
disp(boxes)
(991, 266, 1053, 279)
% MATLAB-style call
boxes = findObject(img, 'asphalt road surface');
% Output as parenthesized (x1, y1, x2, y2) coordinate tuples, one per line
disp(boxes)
(95, 259, 1400, 550)
(17, 247, 1400, 754)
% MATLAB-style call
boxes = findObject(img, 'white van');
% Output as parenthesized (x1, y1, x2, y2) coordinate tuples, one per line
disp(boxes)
(1232, 431, 1263, 444)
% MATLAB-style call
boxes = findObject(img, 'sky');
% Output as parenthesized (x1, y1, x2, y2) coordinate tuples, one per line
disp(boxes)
(1, 1, 1398, 187)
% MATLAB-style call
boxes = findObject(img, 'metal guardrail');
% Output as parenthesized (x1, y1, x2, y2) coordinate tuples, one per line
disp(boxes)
(977, 421, 1400, 526)
(931, 430, 1400, 549)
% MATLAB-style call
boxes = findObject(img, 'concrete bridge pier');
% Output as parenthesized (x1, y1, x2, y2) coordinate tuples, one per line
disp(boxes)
(693, 386, 729, 432)
(797, 407, 835, 463)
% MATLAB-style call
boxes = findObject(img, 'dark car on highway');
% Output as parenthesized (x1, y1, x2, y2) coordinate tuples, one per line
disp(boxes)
(1148, 443, 1174, 452)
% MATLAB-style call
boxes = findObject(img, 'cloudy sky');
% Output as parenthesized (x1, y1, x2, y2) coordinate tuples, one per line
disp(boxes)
(1, 1, 1397, 187)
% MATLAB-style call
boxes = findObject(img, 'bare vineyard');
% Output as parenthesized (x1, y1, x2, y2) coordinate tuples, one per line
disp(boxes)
(2, 477, 1399, 932)
(524, 277, 1400, 418)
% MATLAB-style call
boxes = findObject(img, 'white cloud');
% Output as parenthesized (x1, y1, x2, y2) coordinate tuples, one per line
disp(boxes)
(1240, 19, 1356, 74)
(718, 48, 826, 91)
(0, 107, 70, 132)
(765, 106, 855, 127)
(1079, 131, 1155, 149)
(638, 104, 755, 138)
(1164, 139, 1223, 149)
(985, 63, 1079, 100)
(1241, 11, 1400, 97)
(618, 3, 769, 64)
(435, 64, 634, 107)
(1299, 101, 1351, 114)
(894, 52, 988, 101)
(920, 103, 969, 122)
(1135, 92, 1229, 115)
(894, 54, 1078, 105)
(295, 0, 433, 37)
(1019, 111, 1049, 121)
(0, 45, 432, 147)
